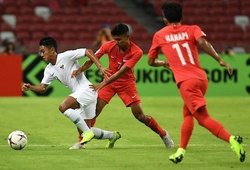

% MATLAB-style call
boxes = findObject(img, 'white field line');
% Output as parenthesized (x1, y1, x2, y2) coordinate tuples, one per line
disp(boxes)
(0, 143, 248, 147)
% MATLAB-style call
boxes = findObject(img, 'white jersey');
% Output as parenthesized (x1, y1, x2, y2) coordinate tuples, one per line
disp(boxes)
(41, 48, 91, 92)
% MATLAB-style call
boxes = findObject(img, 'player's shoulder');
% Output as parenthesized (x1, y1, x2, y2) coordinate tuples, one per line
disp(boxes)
(156, 26, 168, 34)
(154, 26, 172, 37)
(44, 63, 52, 71)
(59, 50, 72, 56)
(100, 40, 117, 52)
(130, 41, 143, 55)
(130, 41, 143, 53)
(103, 40, 115, 46)
(183, 24, 201, 30)
(56, 51, 69, 61)
(101, 40, 116, 49)
(60, 48, 85, 57)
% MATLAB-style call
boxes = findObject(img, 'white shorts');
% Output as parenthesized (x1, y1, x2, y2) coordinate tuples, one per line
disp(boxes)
(69, 88, 97, 119)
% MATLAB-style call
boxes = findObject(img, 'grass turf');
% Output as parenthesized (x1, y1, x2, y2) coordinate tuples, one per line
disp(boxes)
(0, 96, 249, 170)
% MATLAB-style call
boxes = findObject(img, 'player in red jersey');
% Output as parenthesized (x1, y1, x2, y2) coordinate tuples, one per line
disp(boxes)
(72, 23, 174, 148)
(148, 2, 245, 164)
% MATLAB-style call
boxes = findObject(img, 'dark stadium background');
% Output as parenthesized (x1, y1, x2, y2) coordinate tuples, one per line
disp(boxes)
(1, 0, 249, 54)
(0, 0, 249, 97)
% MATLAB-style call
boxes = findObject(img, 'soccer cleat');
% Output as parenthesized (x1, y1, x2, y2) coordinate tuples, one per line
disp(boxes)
(105, 131, 121, 149)
(69, 142, 85, 149)
(169, 148, 186, 164)
(161, 130, 174, 148)
(230, 135, 246, 162)
(80, 130, 95, 145)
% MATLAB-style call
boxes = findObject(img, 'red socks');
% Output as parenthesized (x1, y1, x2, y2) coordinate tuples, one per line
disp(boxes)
(78, 135, 82, 142)
(91, 118, 96, 127)
(180, 106, 231, 148)
(180, 114, 194, 149)
(194, 107, 231, 142)
(147, 116, 166, 137)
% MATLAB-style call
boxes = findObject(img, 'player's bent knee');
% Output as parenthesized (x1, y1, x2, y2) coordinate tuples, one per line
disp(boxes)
(134, 113, 146, 123)
(59, 104, 67, 113)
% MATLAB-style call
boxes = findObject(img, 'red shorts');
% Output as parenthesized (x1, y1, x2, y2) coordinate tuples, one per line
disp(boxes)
(178, 78, 208, 114)
(98, 80, 141, 107)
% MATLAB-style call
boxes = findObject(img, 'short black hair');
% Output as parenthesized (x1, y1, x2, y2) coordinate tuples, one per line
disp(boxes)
(39, 36, 57, 52)
(162, 2, 182, 23)
(111, 23, 129, 36)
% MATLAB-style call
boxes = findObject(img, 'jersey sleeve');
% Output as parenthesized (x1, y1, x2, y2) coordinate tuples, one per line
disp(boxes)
(148, 33, 161, 59)
(41, 66, 55, 85)
(61, 49, 86, 61)
(193, 25, 206, 41)
(95, 42, 109, 59)
(125, 50, 142, 69)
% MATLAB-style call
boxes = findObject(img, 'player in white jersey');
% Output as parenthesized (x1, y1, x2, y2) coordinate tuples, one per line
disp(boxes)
(22, 37, 121, 149)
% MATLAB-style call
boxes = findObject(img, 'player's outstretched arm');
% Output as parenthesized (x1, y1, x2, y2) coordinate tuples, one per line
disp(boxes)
(71, 60, 93, 78)
(90, 65, 130, 91)
(85, 49, 111, 78)
(22, 83, 48, 93)
(148, 58, 170, 69)
(197, 37, 232, 74)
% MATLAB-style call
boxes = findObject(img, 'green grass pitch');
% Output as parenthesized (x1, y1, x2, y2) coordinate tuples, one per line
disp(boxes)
(0, 96, 249, 170)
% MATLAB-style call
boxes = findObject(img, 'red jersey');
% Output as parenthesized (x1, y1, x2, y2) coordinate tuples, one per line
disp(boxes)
(148, 24, 207, 85)
(95, 40, 143, 82)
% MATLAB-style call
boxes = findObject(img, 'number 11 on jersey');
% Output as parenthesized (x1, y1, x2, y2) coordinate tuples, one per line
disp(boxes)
(172, 42, 195, 66)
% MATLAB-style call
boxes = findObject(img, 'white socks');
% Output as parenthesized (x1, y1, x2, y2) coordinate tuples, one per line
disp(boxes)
(92, 127, 115, 139)
(63, 108, 90, 133)
(63, 109, 115, 140)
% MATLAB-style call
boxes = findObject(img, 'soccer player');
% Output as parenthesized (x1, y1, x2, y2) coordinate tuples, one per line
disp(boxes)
(148, 2, 246, 163)
(72, 23, 174, 148)
(22, 36, 121, 149)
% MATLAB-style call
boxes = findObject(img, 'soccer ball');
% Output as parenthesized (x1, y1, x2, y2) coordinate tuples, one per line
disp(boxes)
(7, 130, 28, 150)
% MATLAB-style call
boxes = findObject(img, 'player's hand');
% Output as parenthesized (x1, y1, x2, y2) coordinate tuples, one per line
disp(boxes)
(163, 60, 171, 69)
(219, 60, 233, 75)
(99, 66, 112, 79)
(22, 83, 31, 91)
(89, 81, 106, 91)
(71, 67, 82, 78)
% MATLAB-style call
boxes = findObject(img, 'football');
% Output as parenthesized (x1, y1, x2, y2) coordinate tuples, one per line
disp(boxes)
(7, 130, 28, 150)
